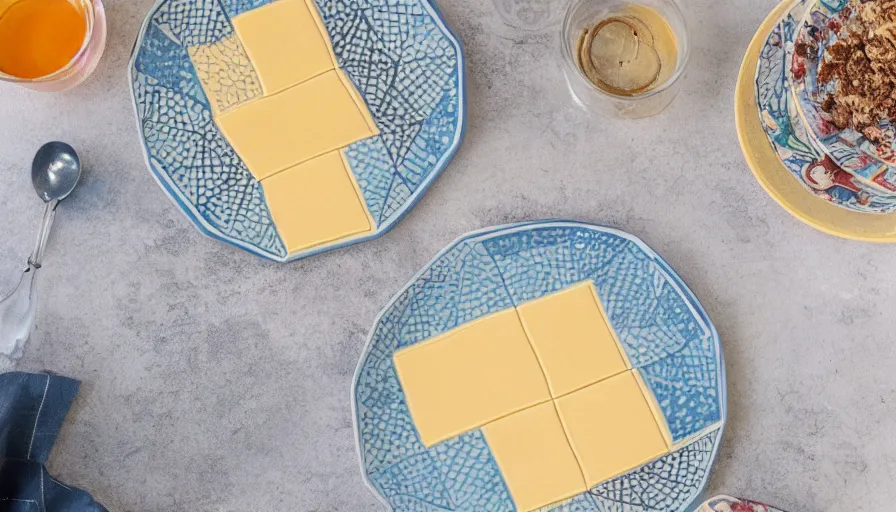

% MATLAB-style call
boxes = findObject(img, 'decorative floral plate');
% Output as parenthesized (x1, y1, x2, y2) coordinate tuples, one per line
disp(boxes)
(697, 495, 788, 512)
(788, 0, 896, 195)
(129, 0, 465, 261)
(753, 0, 896, 213)
(739, 0, 896, 240)
(352, 221, 726, 512)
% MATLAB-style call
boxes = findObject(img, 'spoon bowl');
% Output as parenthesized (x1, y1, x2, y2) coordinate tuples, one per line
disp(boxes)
(31, 141, 81, 203)
(1, 142, 82, 359)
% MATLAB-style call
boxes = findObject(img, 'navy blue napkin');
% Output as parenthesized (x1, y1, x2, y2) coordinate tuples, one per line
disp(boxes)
(0, 372, 107, 512)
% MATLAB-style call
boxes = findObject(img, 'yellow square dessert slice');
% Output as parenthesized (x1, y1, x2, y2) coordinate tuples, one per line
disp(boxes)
(216, 69, 378, 180)
(517, 281, 629, 398)
(482, 402, 587, 512)
(632, 369, 673, 448)
(261, 150, 373, 253)
(393, 309, 552, 447)
(231, 0, 336, 94)
(555, 371, 670, 487)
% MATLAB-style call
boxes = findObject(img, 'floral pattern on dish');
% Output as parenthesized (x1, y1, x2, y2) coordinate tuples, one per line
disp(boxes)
(754, 0, 896, 213)
(697, 495, 787, 512)
(788, 0, 896, 196)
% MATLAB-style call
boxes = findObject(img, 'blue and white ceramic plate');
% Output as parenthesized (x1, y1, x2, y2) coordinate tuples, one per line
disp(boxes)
(353, 221, 726, 512)
(129, 0, 465, 262)
(754, 0, 896, 213)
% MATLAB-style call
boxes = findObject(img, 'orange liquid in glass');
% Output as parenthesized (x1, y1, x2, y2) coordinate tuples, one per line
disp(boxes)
(0, 0, 87, 79)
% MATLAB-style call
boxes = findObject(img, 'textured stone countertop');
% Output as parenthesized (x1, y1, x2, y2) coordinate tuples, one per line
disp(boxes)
(1, 0, 894, 510)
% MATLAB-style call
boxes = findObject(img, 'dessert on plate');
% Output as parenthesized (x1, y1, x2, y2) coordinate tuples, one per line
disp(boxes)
(737, 0, 896, 239)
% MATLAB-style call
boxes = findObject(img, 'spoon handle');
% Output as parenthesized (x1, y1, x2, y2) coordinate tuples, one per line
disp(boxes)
(28, 200, 58, 269)
(0, 265, 38, 359)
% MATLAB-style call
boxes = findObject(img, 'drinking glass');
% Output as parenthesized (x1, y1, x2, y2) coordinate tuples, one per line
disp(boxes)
(0, 0, 107, 92)
(560, 0, 689, 118)
(493, 0, 567, 31)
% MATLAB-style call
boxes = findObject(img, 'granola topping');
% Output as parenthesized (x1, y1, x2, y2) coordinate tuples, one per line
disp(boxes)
(818, 0, 896, 138)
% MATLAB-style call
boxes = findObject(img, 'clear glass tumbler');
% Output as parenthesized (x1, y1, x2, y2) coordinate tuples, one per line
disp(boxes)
(560, 0, 689, 118)
(0, 0, 107, 92)
(493, 0, 567, 31)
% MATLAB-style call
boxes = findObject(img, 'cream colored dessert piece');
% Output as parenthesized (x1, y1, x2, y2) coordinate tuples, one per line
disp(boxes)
(393, 309, 552, 447)
(633, 369, 673, 448)
(216, 69, 378, 180)
(260, 150, 373, 253)
(196, 0, 382, 254)
(555, 371, 670, 487)
(231, 0, 336, 94)
(392, 280, 677, 503)
(482, 402, 586, 512)
(517, 281, 630, 397)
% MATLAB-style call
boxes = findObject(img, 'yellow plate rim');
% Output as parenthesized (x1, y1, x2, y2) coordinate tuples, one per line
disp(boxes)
(734, 0, 896, 242)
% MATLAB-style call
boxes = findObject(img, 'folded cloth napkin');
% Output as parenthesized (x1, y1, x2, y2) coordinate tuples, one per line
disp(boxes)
(0, 372, 107, 512)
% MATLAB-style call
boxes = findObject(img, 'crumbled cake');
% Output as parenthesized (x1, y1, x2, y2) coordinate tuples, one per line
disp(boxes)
(818, 0, 896, 139)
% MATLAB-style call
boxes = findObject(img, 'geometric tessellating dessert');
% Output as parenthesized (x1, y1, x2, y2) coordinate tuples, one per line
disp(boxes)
(355, 222, 726, 512)
(394, 281, 672, 511)
(204, 0, 380, 253)
(131, 0, 464, 261)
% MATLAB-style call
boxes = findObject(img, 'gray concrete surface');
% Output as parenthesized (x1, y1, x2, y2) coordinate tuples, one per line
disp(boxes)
(1, 0, 894, 510)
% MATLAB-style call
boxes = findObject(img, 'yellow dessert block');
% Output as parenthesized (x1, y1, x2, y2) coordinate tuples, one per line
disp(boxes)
(517, 281, 629, 398)
(231, 0, 335, 94)
(633, 369, 673, 448)
(555, 372, 670, 487)
(393, 309, 552, 447)
(482, 402, 586, 512)
(188, 34, 263, 115)
(261, 150, 373, 253)
(216, 69, 378, 180)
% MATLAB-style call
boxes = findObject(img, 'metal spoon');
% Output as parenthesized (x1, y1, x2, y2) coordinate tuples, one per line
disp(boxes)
(0, 142, 81, 359)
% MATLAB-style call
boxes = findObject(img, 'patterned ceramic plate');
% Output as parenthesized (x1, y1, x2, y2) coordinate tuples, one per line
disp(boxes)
(352, 221, 726, 512)
(697, 495, 788, 512)
(738, 0, 896, 239)
(129, 0, 464, 261)
(788, 0, 896, 196)
(753, 0, 896, 214)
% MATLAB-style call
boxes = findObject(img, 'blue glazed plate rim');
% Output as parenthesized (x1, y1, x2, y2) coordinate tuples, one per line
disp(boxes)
(350, 219, 728, 511)
(127, 0, 467, 263)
